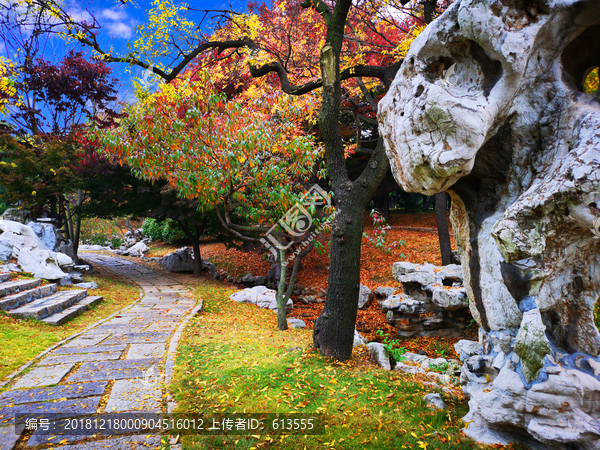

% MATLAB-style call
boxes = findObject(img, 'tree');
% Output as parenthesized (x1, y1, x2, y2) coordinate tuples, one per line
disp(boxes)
(32, 0, 447, 359)
(95, 68, 321, 329)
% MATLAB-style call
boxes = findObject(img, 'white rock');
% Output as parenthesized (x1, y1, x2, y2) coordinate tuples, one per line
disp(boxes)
(430, 286, 468, 311)
(27, 221, 58, 251)
(17, 248, 69, 279)
(122, 242, 148, 257)
(423, 393, 447, 410)
(287, 318, 306, 329)
(79, 244, 111, 251)
(0, 238, 13, 262)
(394, 362, 425, 374)
(454, 340, 482, 361)
(74, 281, 98, 290)
(367, 342, 391, 371)
(229, 286, 293, 314)
(353, 329, 367, 347)
(402, 352, 428, 364)
(358, 284, 372, 309)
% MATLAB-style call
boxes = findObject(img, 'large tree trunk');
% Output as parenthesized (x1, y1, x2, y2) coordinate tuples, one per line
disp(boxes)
(311, 0, 390, 361)
(435, 192, 453, 265)
(313, 192, 367, 360)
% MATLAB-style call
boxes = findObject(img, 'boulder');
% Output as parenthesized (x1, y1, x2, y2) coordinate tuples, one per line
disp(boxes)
(358, 284, 373, 309)
(241, 273, 266, 287)
(367, 342, 391, 371)
(0, 238, 13, 263)
(378, 0, 600, 445)
(121, 242, 148, 257)
(430, 286, 468, 311)
(160, 247, 195, 273)
(394, 362, 426, 375)
(17, 248, 70, 280)
(423, 393, 447, 410)
(2, 208, 30, 224)
(288, 318, 306, 329)
(230, 285, 293, 314)
(74, 281, 98, 290)
(79, 244, 111, 251)
(353, 329, 367, 347)
(27, 221, 59, 251)
(374, 286, 395, 298)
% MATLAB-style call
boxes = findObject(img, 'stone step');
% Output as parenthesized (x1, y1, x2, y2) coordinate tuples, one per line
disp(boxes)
(41, 296, 104, 326)
(8, 289, 87, 320)
(0, 273, 10, 282)
(0, 278, 42, 298)
(0, 284, 58, 311)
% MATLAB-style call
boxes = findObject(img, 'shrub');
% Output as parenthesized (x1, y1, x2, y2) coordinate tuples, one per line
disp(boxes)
(142, 218, 186, 244)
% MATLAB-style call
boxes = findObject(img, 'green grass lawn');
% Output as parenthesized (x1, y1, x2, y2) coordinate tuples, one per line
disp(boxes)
(170, 281, 520, 450)
(0, 267, 140, 382)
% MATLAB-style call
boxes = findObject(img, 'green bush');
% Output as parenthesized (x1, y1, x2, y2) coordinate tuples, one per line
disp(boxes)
(142, 218, 186, 244)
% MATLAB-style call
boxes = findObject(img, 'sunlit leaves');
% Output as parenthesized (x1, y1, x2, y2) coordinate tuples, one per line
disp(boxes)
(97, 69, 321, 224)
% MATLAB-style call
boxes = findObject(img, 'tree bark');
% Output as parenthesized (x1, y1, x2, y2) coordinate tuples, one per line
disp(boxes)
(313, 193, 367, 360)
(435, 192, 453, 266)
(311, 0, 390, 360)
(177, 221, 203, 275)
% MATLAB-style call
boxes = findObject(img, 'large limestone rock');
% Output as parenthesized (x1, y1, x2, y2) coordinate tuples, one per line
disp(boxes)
(230, 285, 293, 314)
(0, 220, 73, 279)
(379, 0, 600, 447)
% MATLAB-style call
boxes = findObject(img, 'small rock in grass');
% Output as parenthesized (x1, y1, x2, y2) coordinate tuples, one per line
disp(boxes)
(423, 393, 447, 410)
(367, 342, 391, 370)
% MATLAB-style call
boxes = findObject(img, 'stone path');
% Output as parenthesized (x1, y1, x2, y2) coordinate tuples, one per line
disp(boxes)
(0, 255, 198, 450)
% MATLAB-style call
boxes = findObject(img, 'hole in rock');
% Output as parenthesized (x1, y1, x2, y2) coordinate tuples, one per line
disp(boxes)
(415, 85, 425, 97)
(562, 25, 600, 94)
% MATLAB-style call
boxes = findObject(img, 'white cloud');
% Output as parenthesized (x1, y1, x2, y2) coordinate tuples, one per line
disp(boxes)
(106, 21, 134, 39)
(98, 7, 137, 40)
(100, 8, 127, 22)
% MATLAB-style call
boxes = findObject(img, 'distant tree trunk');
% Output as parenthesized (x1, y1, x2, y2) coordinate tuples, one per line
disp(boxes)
(178, 221, 204, 275)
(435, 192, 453, 265)
(423, 0, 438, 24)
(72, 190, 83, 259)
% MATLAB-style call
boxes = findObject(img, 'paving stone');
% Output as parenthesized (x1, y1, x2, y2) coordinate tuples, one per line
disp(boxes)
(102, 332, 171, 345)
(145, 322, 178, 332)
(12, 364, 74, 389)
(102, 316, 133, 325)
(38, 352, 121, 366)
(52, 345, 126, 355)
(67, 358, 160, 382)
(27, 432, 162, 449)
(0, 425, 21, 450)
(92, 324, 148, 334)
(0, 382, 108, 406)
(62, 334, 110, 348)
(0, 396, 102, 423)
(104, 379, 162, 413)
(126, 344, 165, 360)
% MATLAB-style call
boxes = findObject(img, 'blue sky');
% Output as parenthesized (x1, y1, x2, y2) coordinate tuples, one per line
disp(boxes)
(4, 0, 250, 105)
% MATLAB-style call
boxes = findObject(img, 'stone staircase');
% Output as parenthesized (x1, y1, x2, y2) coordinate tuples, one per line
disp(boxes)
(0, 273, 103, 325)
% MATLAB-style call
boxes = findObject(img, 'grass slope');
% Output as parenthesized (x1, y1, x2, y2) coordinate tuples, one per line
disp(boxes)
(171, 280, 519, 450)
